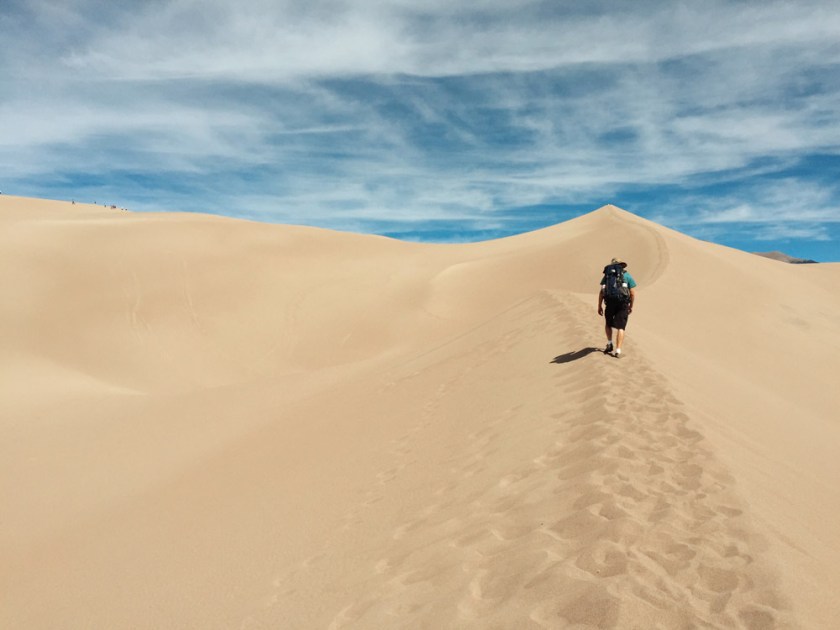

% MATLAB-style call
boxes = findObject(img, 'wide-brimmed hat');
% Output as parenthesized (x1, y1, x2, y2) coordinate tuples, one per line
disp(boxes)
(610, 257, 628, 268)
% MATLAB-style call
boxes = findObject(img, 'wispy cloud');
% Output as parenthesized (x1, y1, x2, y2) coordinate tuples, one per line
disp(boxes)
(753, 224, 831, 242)
(660, 179, 840, 225)
(1, 0, 839, 257)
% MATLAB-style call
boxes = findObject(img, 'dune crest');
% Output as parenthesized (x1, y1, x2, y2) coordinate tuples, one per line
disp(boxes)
(2, 195, 838, 628)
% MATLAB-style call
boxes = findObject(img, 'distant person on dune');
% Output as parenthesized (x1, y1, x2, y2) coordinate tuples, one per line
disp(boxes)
(597, 257, 636, 358)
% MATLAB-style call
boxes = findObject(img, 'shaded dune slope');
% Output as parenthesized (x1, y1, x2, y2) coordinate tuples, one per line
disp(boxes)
(2, 196, 839, 629)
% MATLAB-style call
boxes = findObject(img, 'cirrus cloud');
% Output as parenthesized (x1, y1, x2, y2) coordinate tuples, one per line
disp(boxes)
(1, 0, 839, 259)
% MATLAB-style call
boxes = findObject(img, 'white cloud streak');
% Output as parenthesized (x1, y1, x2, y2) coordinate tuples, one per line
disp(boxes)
(36, 0, 840, 81)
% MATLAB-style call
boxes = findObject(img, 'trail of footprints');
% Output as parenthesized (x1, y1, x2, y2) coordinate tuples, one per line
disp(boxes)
(325, 292, 792, 629)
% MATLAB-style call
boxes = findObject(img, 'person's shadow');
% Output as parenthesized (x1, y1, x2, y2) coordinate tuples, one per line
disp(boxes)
(550, 347, 601, 364)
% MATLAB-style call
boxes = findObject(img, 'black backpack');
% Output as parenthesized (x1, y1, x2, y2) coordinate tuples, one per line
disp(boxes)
(602, 264, 630, 302)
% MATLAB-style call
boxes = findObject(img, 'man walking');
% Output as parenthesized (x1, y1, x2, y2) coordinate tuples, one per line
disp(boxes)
(597, 258, 636, 358)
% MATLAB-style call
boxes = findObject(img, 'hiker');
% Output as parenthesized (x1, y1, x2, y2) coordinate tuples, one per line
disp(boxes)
(597, 257, 636, 358)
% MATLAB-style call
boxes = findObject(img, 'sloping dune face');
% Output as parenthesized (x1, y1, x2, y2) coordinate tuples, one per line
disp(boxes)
(2, 196, 839, 629)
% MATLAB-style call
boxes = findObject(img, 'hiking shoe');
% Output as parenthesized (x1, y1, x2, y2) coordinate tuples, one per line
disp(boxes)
(604, 342, 613, 354)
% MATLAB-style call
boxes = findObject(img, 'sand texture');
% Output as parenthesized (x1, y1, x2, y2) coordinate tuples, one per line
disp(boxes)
(2, 196, 839, 629)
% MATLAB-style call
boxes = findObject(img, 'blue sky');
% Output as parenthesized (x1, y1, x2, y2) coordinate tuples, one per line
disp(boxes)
(2, 0, 839, 261)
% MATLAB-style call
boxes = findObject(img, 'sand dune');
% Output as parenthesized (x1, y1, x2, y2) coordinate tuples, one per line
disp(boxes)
(2, 195, 838, 629)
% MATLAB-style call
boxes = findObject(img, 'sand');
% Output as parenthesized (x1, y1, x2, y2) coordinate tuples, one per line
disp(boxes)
(2, 195, 838, 629)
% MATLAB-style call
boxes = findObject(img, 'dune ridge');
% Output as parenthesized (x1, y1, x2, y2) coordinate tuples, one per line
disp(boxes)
(2, 195, 839, 628)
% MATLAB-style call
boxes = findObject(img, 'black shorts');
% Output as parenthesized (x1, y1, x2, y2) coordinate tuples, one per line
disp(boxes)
(604, 299, 630, 330)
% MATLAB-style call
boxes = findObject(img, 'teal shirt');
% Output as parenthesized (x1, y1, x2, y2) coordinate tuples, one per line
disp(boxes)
(600, 270, 637, 289)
